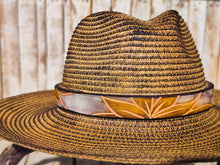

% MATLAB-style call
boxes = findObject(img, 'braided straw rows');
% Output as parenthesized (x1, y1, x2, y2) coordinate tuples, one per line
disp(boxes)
(0, 90, 219, 164)
(62, 10, 206, 95)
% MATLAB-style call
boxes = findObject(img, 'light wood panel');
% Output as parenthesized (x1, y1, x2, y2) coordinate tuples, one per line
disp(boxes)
(188, 1, 207, 60)
(92, 0, 111, 13)
(37, 0, 47, 90)
(171, 0, 188, 22)
(203, 2, 220, 87)
(0, 0, 2, 99)
(64, 0, 92, 58)
(150, 0, 171, 18)
(46, 0, 64, 89)
(64, 0, 73, 58)
(0, 0, 21, 98)
(111, 0, 132, 14)
(131, 0, 151, 20)
(70, 0, 92, 33)
(18, 0, 38, 93)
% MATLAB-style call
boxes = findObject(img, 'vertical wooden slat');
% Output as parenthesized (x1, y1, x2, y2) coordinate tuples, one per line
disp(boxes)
(131, 0, 151, 20)
(92, 0, 111, 13)
(70, 0, 91, 31)
(18, 0, 38, 93)
(64, 0, 73, 59)
(215, 2, 220, 90)
(37, 0, 47, 90)
(64, 0, 91, 58)
(217, 44, 220, 90)
(0, 2, 2, 99)
(0, 0, 21, 97)
(111, 0, 132, 15)
(46, 0, 64, 89)
(0, 50, 2, 99)
(150, 0, 171, 18)
(202, 2, 220, 88)
(170, 0, 188, 22)
(188, 0, 207, 60)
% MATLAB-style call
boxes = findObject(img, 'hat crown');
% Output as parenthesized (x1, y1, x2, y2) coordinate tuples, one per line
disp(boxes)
(61, 10, 206, 96)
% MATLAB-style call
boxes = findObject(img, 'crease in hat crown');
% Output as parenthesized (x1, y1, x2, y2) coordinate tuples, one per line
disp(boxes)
(59, 10, 207, 96)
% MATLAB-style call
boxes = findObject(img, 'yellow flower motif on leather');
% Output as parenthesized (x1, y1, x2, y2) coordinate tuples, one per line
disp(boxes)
(93, 93, 212, 119)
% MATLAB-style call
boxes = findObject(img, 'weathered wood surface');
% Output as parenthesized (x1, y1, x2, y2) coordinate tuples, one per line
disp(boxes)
(170, 0, 188, 22)
(131, 0, 151, 20)
(0, 0, 21, 98)
(0, 0, 219, 164)
(188, 1, 207, 61)
(18, 0, 38, 93)
(111, 0, 132, 14)
(203, 2, 220, 89)
(92, 0, 111, 13)
(150, 0, 171, 18)
(64, 0, 91, 56)
(37, 0, 47, 90)
(46, 0, 64, 89)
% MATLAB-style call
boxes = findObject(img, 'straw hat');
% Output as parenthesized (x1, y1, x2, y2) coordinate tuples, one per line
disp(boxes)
(0, 10, 219, 164)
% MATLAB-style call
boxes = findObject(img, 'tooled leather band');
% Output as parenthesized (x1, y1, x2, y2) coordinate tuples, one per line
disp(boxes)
(55, 82, 213, 119)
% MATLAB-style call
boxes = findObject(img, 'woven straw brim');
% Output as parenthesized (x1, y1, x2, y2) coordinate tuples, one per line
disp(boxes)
(0, 90, 219, 164)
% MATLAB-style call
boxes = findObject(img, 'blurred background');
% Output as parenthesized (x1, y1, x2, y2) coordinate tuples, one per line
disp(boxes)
(0, 0, 219, 164)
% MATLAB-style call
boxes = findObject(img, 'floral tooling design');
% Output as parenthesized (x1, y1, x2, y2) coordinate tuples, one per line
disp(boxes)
(55, 88, 212, 119)
(92, 93, 212, 119)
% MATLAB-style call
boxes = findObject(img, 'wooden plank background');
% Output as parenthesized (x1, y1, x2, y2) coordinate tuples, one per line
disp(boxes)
(0, 0, 219, 164)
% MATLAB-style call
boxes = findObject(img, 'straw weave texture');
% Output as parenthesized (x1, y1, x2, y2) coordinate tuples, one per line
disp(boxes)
(0, 90, 219, 164)
(61, 10, 206, 95)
